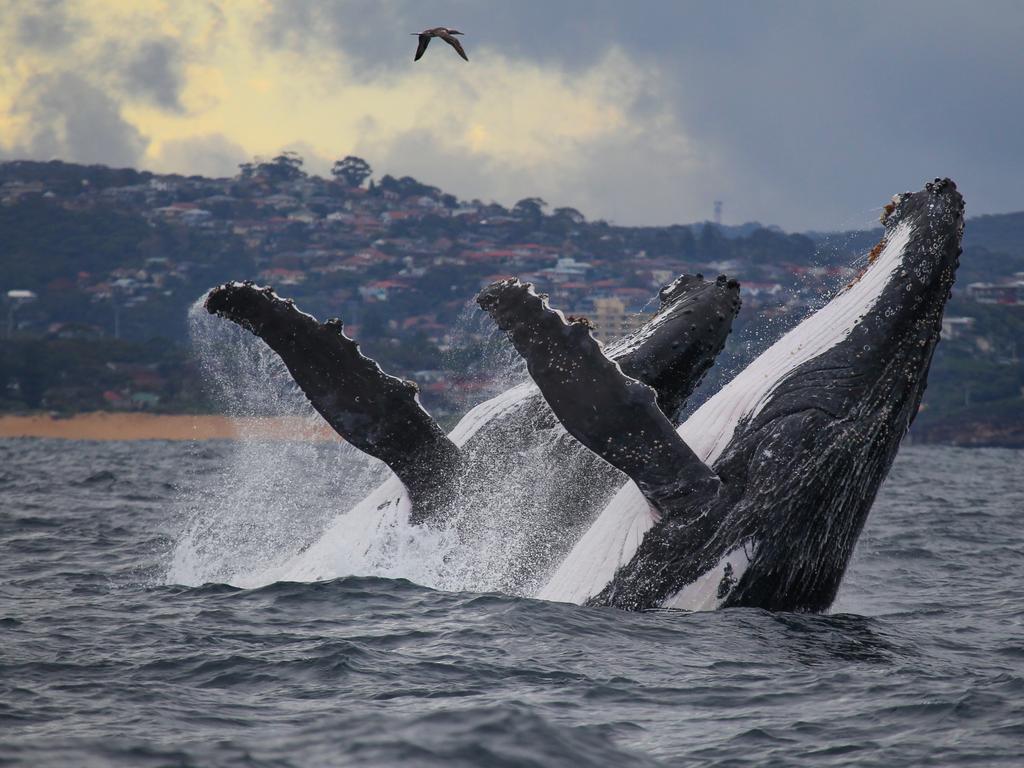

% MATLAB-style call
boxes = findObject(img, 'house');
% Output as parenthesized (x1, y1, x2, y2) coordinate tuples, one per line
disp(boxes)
(967, 278, 1024, 305)
(287, 209, 317, 224)
(380, 209, 422, 223)
(941, 316, 976, 340)
(589, 296, 652, 344)
(540, 257, 591, 284)
(180, 209, 213, 226)
(0, 180, 45, 202)
(359, 279, 412, 302)
(131, 392, 161, 409)
(258, 268, 306, 285)
(741, 282, 785, 298)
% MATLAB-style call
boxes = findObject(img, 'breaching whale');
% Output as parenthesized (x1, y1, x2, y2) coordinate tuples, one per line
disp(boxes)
(482, 179, 964, 612)
(203, 272, 740, 588)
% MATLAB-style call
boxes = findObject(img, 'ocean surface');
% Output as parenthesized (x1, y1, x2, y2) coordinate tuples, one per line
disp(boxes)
(2, 439, 1022, 767)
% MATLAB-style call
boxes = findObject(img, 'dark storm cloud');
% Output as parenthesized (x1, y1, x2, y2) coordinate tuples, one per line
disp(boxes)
(7, 72, 147, 168)
(10, 0, 85, 51)
(261, 0, 1024, 229)
(257, 0, 404, 77)
(118, 37, 187, 112)
(259, 0, 616, 73)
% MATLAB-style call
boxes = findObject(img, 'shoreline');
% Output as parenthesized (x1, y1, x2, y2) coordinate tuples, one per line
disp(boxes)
(1, 412, 1020, 449)
(0, 413, 342, 442)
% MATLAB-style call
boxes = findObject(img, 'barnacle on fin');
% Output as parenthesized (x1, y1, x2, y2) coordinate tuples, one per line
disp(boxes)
(867, 238, 888, 265)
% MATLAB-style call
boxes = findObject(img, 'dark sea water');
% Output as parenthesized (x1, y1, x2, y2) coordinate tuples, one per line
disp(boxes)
(2, 439, 1022, 767)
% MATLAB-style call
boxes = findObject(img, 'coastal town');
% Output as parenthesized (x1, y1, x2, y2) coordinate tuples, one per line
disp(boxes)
(2, 156, 1023, 443)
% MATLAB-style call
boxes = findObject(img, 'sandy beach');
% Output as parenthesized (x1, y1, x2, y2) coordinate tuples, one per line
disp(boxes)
(0, 413, 342, 442)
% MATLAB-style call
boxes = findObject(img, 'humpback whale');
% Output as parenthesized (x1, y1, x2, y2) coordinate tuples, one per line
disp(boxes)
(204, 273, 740, 587)
(482, 179, 965, 612)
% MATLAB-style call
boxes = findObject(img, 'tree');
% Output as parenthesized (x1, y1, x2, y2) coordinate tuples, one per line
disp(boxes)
(375, 174, 438, 198)
(331, 156, 373, 188)
(513, 197, 547, 219)
(553, 206, 585, 224)
(698, 222, 727, 259)
(238, 152, 307, 184)
(265, 151, 306, 182)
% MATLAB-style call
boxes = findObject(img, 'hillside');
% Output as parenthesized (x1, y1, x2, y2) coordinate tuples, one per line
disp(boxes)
(1, 157, 1022, 444)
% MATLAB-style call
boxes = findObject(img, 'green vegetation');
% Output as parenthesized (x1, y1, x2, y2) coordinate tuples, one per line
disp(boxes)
(910, 301, 1024, 446)
(0, 198, 152, 289)
(0, 337, 209, 414)
(1, 158, 1022, 444)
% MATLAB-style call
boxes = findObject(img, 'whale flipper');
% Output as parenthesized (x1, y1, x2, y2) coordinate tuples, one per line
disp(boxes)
(205, 282, 460, 512)
(550, 179, 966, 612)
(204, 272, 737, 524)
(477, 279, 720, 514)
(610, 274, 741, 421)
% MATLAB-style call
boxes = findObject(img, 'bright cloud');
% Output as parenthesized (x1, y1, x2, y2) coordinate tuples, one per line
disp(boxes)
(1, 1, 1021, 229)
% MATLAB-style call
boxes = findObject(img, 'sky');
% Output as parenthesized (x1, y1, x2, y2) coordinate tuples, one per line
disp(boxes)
(1, 0, 1022, 231)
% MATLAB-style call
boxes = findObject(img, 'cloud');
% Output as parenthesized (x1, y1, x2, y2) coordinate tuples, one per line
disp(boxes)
(118, 37, 187, 112)
(344, 48, 709, 224)
(334, 47, 688, 213)
(255, 1, 1024, 228)
(10, 0, 86, 51)
(360, 122, 706, 227)
(1, 1, 1022, 228)
(5, 72, 148, 167)
(257, 0, 616, 74)
(151, 133, 248, 177)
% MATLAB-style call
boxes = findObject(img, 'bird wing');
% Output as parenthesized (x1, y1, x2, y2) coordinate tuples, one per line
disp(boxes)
(414, 34, 431, 61)
(440, 33, 469, 61)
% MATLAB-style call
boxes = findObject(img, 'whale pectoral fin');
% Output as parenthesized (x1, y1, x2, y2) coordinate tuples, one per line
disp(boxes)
(608, 274, 741, 421)
(205, 283, 460, 511)
(477, 279, 720, 513)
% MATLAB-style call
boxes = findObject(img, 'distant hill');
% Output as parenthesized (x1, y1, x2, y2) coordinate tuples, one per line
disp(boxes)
(685, 221, 781, 240)
(809, 211, 1024, 286)
(0, 157, 1021, 444)
(0, 159, 156, 193)
(964, 211, 1024, 258)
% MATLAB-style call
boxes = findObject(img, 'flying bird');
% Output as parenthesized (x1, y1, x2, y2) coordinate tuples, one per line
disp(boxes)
(412, 27, 468, 61)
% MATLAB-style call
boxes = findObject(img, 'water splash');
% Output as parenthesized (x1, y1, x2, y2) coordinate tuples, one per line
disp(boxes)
(432, 305, 623, 595)
(168, 298, 386, 586)
(442, 302, 529, 412)
(170, 294, 621, 597)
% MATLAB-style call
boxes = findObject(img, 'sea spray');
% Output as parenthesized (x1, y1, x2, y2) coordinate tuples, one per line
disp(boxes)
(266, 306, 610, 596)
(169, 299, 386, 587)
(431, 305, 623, 595)
(171, 295, 622, 596)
